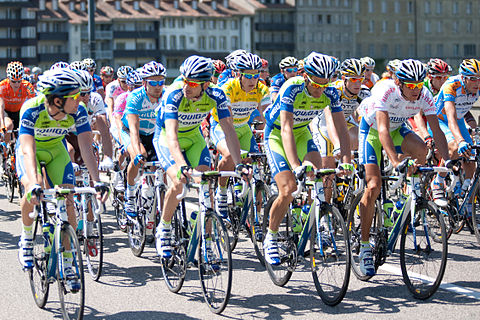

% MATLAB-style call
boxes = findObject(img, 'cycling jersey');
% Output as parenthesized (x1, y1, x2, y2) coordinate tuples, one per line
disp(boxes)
(361, 79, 436, 131)
(269, 73, 286, 95)
(105, 80, 125, 101)
(331, 80, 371, 117)
(154, 81, 230, 171)
(217, 69, 235, 87)
(436, 75, 479, 122)
(211, 77, 270, 127)
(113, 92, 130, 117)
(0, 79, 36, 113)
(363, 73, 379, 89)
(85, 92, 106, 124)
(92, 74, 104, 92)
(122, 86, 163, 136)
(264, 76, 343, 130)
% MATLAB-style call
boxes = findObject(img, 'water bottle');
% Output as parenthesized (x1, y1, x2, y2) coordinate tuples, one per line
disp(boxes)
(460, 179, 471, 198)
(291, 206, 303, 233)
(42, 223, 54, 254)
(301, 204, 310, 223)
(233, 182, 243, 206)
(383, 199, 394, 227)
(188, 211, 198, 236)
(454, 180, 462, 196)
(393, 197, 405, 221)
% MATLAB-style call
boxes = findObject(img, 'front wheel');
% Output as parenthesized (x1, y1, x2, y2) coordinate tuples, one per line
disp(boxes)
(249, 182, 269, 267)
(198, 210, 232, 314)
(471, 186, 480, 245)
(84, 214, 104, 281)
(29, 219, 50, 308)
(400, 201, 448, 300)
(57, 224, 85, 320)
(310, 205, 351, 306)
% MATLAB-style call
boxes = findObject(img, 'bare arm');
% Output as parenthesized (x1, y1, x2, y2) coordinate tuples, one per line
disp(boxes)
(464, 111, 477, 129)
(331, 110, 351, 163)
(413, 111, 430, 139)
(376, 110, 401, 168)
(218, 115, 242, 165)
(95, 114, 113, 158)
(280, 110, 301, 169)
(19, 134, 42, 189)
(324, 107, 340, 149)
(0, 97, 5, 129)
(78, 131, 100, 182)
(444, 101, 465, 144)
(127, 114, 143, 156)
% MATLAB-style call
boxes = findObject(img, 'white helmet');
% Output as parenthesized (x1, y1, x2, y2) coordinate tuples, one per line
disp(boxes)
(180, 55, 213, 81)
(140, 61, 166, 79)
(37, 69, 81, 97)
(77, 70, 94, 93)
(279, 56, 298, 69)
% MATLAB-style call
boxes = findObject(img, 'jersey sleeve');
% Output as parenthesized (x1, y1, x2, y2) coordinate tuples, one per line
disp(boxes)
(442, 81, 460, 103)
(113, 93, 127, 116)
(19, 105, 37, 136)
(90, 92, 106, 115)
(163, 88, 183, 121)
(210, 87, 230, 120)
(279, 83, 303, 113)
(74, 104, 92, 134)
(324, 87, 343, 113)
(124, 89, 142, 116)
(270, 75, 284, 94)
(420, 90, 436, 116)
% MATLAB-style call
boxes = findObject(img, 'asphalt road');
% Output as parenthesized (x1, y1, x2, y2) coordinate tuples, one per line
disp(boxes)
(1, 190, 480, 320)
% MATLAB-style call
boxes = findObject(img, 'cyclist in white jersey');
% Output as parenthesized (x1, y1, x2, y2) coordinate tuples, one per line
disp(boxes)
(357, 59, 450, 277)
(105, 66, 133, 121)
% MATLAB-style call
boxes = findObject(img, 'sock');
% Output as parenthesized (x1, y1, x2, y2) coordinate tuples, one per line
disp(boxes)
(268, 228, 278, 235)
(22, 224, 33, 238)
(161, 219, 171, 227)
(218, 186, 227, 196)
(360, 241, 370, 251)
(126, 183, 135, 198)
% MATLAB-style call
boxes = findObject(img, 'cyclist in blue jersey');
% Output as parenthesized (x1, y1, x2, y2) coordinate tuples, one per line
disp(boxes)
(17, 69, 108, 285)
(122, 61, 166, 218)
(83, 58, 105, 99)
(270, 56, 299, 102)
(153, 55, 245, 258)
(217, 49, 247, 87)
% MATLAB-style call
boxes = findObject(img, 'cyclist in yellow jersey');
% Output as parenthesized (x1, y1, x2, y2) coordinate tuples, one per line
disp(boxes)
(210, 52, 270, 217)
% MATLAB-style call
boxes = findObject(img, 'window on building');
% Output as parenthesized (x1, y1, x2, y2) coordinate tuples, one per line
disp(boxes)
(326, 15, 331, 24)
(200, 20, 206, 29)
(437, 44, 443, 56)
(199, 36, 206, 49)
(425, 44, 431, 56)
(355, 0, 359, 12)
(382, 21, 387, 33)
(219, 20, 226, 29)
(437, 21, 442, 33)
(464, 44, 476, 56)
(425, 1, 430, 13)
(368, 44, 375, 57)
(219, 36, 226, 50)
(368, 20, 374, 33)
(453, 21, 458, 33)
(394, 1, 400, 13)
(160, 35, 167, 49)
(356, 43, 362, 56)
(381, 1, 387, 13)
(168, 19, 175, 28)
(368, 0, 373, 12)
(407, 1, 414, 14)
(466, 1, 472, 14)
(408, 44, 415, 56)
(179, 19, 185, 28)
(395, 21, 400, 33)
(116, 42, 126, 50)
(170, 36, 176, 50)
(425, 20, 430, 33)
(381, 44, 388, 57)
(209, 20, 216, 29)
(189, 36, 194, 44)
(436, 1, 442, 14)
(453, 44, 459, 56)
(395, 44, 402, 57)
(137, 42, 146, 50)
(355, 20, 360, 33)
(408, 21, 414, 33)
(231, 36, 238, 49)
(318, 15, 323, 24)
(209, 36, 216, 50)
(452, 1, 458, 14)
(231, 20, 238, 29)
(467, 21, 472, 33)
(179, 35, 186, 49)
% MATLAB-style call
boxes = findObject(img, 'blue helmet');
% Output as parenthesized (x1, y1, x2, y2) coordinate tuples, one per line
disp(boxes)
(37, 69, 81, 97)
(117, 65, 133, 79)
(459, 59, 480, 76)
(77, 70, 93, 92)
(180, 55, 213, 81)
(303, 52, 337, 79)
(396, 59, 426, 82)
(236, 52, 262, 71)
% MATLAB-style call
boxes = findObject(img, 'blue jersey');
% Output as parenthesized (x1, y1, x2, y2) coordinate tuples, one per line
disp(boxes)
(270, 73, 286, 95)
(92, 74, 103, 92)
(155, 81, 230, 135)
(217, 69, 235, 87)
(122, 86, 163, 136)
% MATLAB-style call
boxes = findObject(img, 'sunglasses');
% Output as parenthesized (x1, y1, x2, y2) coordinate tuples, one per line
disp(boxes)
(241, 72, 260, 80)
(63, 91, 81, 100)
(146, 79, 165, 87)
(465, 76, 480, 82)
(10, 80, 21, 83)
(346, 77, 365, 83)
(306, 74, 330, 88)
(80, 92, 90, 97)
(285, 67, 298, 73)
(431, 75, 449, 80)
(183, 78, 205, 88)
(403, 81, 424, 90)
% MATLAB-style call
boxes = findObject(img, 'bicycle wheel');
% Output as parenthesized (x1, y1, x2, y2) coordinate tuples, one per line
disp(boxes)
(471, 186, 480, 244)
(347, 191, 375, 281)
(16, 175, 24, 199)
(57, 224, 85, 320)
(128, 190, 146, 257)
(310, 205, 351, 306)
(161, 206, 187, 293)
(225, 180, 240, 252)
(400, 201, 448, 300)
(198, 210, 232, 314)
(112, 190, 127, 232)
(6, 170, 14, 203)
(28, 219, 50, 308)
(84, 213, 103, 281)
(263, 194, 294, 287)
(249, 182, 268, 267)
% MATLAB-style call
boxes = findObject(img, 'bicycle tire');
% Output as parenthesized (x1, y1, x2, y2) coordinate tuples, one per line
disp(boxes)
(400, 201, 448, 300)
(310, 205, 351, 306)
(28, 218, 50, 308)
(263, 194, 294, 287)
(161, 205, 187, 293)
(7, 171, 14, 203)
(347, 190, 375, 281)
(198, 210, 232, 314)
(113, 190, 128, 233)
(127, 189, 146, 257)
(17, 175, 24, 199)
(57, 224, 85, 320)
(225, 180, 240, 252)
(84, 213, 103, 282)
(249, 182, 268, 267)
(471, 185, 480, 245)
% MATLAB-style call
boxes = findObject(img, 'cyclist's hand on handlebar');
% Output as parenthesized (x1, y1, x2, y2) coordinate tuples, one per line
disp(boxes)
(176, 165, 192, 184)
(458, 141, 472, 157)
(26, 184, 42, 205)
(133, 154, 145, 166)
(337, 162, 354, 176)
(235, 163, 252, 181)
(94, 181, 110, 203)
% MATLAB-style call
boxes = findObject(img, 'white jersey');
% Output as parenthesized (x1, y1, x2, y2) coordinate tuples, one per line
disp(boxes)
(362, 79, 435, 131)
(85, 92, 107, 124)
(105, 80, 125, 101)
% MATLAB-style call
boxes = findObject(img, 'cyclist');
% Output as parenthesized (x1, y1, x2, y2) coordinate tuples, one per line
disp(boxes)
(270, 56, 299, 102)
(433, 59, 480, 213)
(310, 58, 371, 202)
(357, 59, 450, 277)
(122, 61, 166, 218)
(153, 55, 245, 258)
(30, 67, 42, 85)
(259, 58, 270, 86)
(360, 57, 379, 89)
(379, 59, 401, 82)
(82, 58, 105, 99)
(211, 59, 226, 85)
(100, 65, 115, 87)
(105, 65, 133, 121)
(212, 52, 270, 217)
(16, 68, 107, 290)
(217, 49, 247, 87)
(262, 52, 351, 265)
(0, 61, 36, 144)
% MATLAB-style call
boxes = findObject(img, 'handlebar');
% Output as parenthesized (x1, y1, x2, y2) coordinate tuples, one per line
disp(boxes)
(176, 170, 245, 200)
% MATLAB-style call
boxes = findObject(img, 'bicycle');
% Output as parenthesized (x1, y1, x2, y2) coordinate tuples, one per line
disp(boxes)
(73, 164, 107, 281)
(127, 161, 166, 257)
(28, 185, 103, 320)
(263, 166, 351, 306)
(1, 129, 23, 202)
(160, 170, 235, 314)
(348, 159, 449, 300)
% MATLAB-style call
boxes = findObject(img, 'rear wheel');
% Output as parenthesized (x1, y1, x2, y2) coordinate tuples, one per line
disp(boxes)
(471, 186, 480, 245)
(28, 219, 50, 308)
(263, 195, 294, 287)
(249, 182, 268, 267)
(400, 201, 448, 300)
(113, 190, 128, 233)
(310, 205, 351, 306)
(84, 211, 103, 281)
